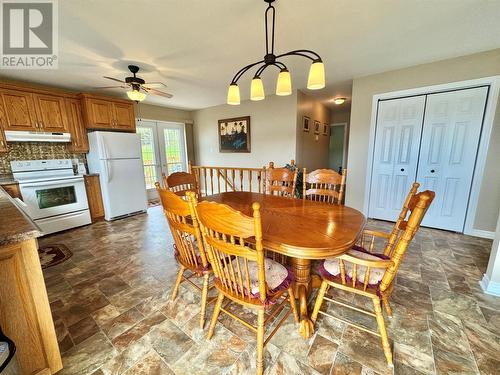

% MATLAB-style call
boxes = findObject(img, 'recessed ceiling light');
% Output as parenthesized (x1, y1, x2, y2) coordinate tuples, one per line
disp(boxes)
(333, 97, 346, 105)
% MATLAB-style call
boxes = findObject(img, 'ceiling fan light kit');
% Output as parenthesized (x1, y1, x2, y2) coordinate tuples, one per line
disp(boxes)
(227, 0, 325, 105)
(127, 89, 146, 102)
(100, 65, 173, 102)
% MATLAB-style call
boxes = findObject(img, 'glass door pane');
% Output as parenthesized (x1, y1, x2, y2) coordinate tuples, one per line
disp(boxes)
(158, 123, 187, 176)
(137, 121, 161, 190)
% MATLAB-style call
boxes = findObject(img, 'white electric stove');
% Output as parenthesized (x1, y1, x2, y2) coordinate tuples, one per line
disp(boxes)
(11, 159, 91, 235)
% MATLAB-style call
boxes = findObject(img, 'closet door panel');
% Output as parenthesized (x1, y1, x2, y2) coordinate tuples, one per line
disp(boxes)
(369, 95, 426, 221)
(417, 86, 488, 231)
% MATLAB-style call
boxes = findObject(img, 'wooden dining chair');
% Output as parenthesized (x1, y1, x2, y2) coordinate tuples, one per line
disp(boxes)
(162, 171, 199, 197)
(155, 183, 212, 328)
(302, 168, 347, 204)
(310, 185, 434, 367)
(188, 194, 299, 375)
(263, 161, 298, 198)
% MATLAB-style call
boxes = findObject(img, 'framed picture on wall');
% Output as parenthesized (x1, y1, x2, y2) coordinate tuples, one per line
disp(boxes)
(323, 123, 328, 135)
(218, 116, 251, 153)
(303, 116, 310, 132)
(314, 120, 320, 134)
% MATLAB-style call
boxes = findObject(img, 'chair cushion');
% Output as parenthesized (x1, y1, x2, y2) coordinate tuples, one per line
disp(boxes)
(230, 257, 293, 296)
(320, 246, 388, 286)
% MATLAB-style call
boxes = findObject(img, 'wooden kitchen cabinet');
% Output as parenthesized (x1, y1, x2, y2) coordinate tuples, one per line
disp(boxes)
(84, 175, 105, 222)
(2, 183, 22, 200)
(66, 98, 89, 153)
(0, 88, 38, 131)
(80, 94, 135, 132)
(33, 93, 70, 132)
(113, 102, 136, 131)
(0, 129, 6, 153)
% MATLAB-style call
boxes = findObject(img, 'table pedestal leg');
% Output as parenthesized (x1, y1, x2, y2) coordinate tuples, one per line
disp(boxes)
(291, 258, 314, 339)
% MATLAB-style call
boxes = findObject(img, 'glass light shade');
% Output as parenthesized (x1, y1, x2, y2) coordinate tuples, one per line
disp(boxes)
(250, 78, 265, 101)
(333, 97, 346, 105)
(127, 89, 146, 102)
(276, 70, 292, 96)
(307, 61, 325, 90)
(227, 84, 240, 105)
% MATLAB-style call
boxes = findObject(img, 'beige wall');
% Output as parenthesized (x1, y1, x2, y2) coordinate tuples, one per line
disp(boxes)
(193, 92, 297, 168)
(134, 103, 196, 162)
(296, 90, 331, 170)
(331, 108, 351, 126)
(348, 48, 500, 232)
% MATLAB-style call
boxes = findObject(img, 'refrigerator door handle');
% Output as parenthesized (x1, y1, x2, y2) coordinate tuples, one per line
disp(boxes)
(107, 160, 113, 182)
(99, 135, 109, 160)
(102, 160, 110, 183)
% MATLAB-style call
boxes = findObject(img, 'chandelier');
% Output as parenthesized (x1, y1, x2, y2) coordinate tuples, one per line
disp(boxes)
(227, 0, 325, 105)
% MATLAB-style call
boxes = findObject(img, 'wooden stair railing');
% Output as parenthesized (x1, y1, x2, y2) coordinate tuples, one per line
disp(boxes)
(190, 164, 267, 197)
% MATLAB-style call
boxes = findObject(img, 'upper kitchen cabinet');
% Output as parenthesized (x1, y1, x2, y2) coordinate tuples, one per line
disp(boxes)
(0, 100, 7, 153)
(80, 94, 135, 132)
(66, 98, 88, 153)
(0, 88, 38, 131)
(113, 102, 135, 131)
(33, 93, 70, 132)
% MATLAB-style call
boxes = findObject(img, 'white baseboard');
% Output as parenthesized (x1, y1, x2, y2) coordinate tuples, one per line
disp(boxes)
(466, 229, 495, 239)
(480, 274, 500, 297)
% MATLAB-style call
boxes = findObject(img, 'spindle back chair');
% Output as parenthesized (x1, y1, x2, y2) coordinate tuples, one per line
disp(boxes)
(163, 171, 198, 197)
(310, 186, 435, 367)
(189, 195, 298, 375)
(155, 183, 212, 328)
(263, 161, 297, 197)
(302, 168, 347, 204)
(358, 182, 420, 257)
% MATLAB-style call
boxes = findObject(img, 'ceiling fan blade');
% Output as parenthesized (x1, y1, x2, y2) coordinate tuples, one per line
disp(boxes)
(143, 82, 167, 89)
(103, 76, 126, 84)
(95, 85, 128, 89)
(146, 87, 173, 98)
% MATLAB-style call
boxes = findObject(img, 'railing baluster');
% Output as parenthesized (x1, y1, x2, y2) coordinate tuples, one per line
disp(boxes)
(209, 168, 214, 195)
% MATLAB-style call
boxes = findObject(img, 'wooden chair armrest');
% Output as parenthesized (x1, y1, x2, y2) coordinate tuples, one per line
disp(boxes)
(337, 253, 393, 269)
(362, 229, 391, 239)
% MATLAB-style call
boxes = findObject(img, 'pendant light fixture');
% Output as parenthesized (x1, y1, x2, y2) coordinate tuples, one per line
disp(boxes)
(227, 0, 325, 105)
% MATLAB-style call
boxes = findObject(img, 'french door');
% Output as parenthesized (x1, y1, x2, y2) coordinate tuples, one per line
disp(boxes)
(136, 120, 188, 196)
(368, 86, 489, 232)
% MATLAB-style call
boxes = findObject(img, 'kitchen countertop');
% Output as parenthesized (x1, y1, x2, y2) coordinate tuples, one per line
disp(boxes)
(0, 187, 41, 246)
(0, 175, 17, 186)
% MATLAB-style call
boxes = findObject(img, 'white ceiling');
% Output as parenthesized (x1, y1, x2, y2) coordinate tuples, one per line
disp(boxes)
(2, 0, 500, 110)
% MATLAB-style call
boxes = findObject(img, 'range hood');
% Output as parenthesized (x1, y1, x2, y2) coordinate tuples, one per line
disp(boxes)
(5, 130, 71, 143)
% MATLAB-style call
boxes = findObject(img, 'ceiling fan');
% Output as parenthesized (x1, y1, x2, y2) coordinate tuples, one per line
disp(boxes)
(97, 65, 173, 102)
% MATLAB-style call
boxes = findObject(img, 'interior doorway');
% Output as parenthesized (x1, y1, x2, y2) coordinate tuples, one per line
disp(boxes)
(329, 122, 348, 173)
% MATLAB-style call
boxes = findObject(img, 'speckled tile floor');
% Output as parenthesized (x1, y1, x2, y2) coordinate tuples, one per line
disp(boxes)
(40, 206, 499, 375)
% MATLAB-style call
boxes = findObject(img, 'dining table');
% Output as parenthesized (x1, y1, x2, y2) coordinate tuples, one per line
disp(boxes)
(202, 191, 366, 339)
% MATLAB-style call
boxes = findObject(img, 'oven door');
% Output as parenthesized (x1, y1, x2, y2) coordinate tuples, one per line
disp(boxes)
(19, 177, 89, 220)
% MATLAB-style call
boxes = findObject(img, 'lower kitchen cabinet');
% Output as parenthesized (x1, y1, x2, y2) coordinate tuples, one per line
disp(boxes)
(84, 174, 105, 222)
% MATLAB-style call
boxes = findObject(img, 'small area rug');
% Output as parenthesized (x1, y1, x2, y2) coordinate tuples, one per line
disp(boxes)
(38, 244, 73, 269)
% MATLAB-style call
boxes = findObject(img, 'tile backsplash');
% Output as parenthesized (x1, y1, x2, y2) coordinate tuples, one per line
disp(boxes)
(0, 142, 86, 174)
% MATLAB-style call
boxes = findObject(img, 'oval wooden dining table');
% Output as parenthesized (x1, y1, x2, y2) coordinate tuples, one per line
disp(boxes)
(202, 191, 366, 339)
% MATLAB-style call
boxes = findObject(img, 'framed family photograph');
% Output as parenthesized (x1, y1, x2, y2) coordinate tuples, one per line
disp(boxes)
(218, 116, 251, 153)
(303, 116, 310, 132)
(314, 120, 320, 134)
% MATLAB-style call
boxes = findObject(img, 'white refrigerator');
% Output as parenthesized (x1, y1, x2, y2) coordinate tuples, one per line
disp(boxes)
(87, 131, 148, 221)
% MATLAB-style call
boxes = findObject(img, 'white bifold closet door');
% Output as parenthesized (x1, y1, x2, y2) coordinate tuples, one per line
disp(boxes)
(369, 95, 426, 221)
(417, 87, 488, 231)
(369, 86, 488, 232)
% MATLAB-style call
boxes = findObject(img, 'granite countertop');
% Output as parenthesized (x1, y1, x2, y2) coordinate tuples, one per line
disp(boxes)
(0, 187, 41, 246)
(0, 175, 17, 186)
